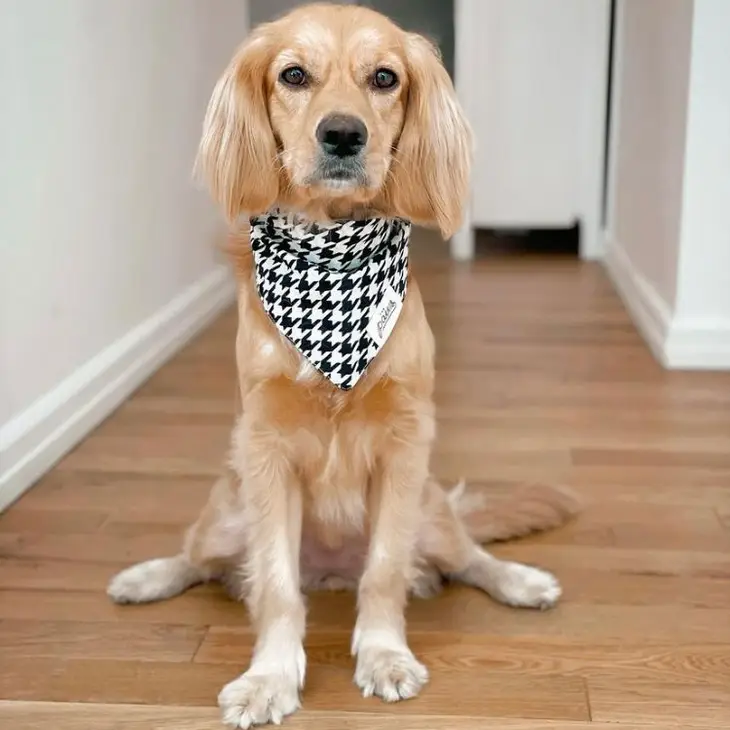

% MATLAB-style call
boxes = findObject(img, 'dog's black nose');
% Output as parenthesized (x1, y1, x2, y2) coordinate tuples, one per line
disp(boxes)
(316, 114, 368, 157)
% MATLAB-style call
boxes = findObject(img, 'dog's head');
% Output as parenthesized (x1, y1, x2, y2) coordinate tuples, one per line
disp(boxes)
(196, 3, 471, 238)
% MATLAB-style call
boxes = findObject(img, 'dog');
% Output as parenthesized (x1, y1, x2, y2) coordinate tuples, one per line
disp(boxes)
(107, 4, 578, 727)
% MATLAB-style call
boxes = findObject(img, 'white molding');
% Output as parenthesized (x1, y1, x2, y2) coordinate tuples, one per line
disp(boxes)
(0, 266, 236, 512)
(604, 238, 672, 365)
(604, 239, 730, 370)
(665, 319, 730, 370)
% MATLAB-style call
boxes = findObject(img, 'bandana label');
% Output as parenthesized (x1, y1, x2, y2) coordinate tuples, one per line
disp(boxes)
(250, 213, 411, 390)
(368, 284, 403, 347)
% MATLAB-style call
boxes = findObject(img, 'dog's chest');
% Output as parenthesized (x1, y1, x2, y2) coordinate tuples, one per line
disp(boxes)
(300, 421, 375, 546)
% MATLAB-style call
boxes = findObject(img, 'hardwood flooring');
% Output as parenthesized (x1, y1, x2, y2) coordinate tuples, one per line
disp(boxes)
(1, 245, 729, 728)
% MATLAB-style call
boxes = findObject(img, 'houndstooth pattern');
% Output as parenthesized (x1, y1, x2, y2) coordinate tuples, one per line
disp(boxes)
(250, 212, 411, 390)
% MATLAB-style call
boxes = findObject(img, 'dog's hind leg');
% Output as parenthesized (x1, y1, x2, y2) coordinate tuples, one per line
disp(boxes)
(107, 471, 245, 605)
(453, 546, 561, 609)
(416, 477, 562, 609)
(107, 554, 206, 605)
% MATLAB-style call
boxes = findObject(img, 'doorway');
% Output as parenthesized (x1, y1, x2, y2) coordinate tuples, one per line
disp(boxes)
(360, 0, 454, 79)
(248, 0, 455, 81)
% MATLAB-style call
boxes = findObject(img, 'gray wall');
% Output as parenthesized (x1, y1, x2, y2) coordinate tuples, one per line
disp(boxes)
(249, 0, 354, 27)
(247, 0, 454, 78)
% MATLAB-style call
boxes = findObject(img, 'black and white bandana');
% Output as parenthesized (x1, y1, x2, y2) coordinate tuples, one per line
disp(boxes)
(249, 212, 411, 390)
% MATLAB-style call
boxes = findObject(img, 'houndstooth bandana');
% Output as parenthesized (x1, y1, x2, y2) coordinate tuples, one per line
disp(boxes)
(249, 212, 411, 390)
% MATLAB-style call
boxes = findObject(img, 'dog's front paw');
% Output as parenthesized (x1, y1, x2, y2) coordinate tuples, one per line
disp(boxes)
(354, 646, 429, 702)
(218, 672, 300, 728)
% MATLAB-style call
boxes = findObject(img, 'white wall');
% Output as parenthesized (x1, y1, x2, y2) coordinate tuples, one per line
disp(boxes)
(673, 0, 730, 327)
(605, 0, 730, 369)
(0, 1, 248, 509)
(607, 0, 693, 310)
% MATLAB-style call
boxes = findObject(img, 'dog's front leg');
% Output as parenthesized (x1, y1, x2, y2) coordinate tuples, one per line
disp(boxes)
(218, 412, 306, 729)
(353, 437, 430, 702)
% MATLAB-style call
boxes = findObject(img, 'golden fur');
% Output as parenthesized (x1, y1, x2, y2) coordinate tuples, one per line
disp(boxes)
(108, 5, 578, 728)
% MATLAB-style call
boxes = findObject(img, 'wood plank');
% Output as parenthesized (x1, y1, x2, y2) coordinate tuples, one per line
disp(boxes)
(572, 447, 730, 470)
(0, 587, 247, 625)
(549, 570, 730, 609)
(406, 593, 730, 643)
(0, 559, 118, 592)
(588, 679, 730, 727)
(0, 509, 108, 534)
(438, 426, 730, 455)
(0, 702, 664, 730)
(0, 620, 206, 662)
(13, 472, 213, 514)
(519, 502, 730, 551)
(0, 532, 183, 565)
(55, 455, 222, 477)
(489, 544, 730, 578)
(196, 629, 730, 687)
(566, 466, 730, 507)
(0, 658, 589, 720)
(101, 520, 191, 538)
(0, 657, 234, 707)
(432, 451, 571, 481)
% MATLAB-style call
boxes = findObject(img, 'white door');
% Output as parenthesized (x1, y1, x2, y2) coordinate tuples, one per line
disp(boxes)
(453, 0, 611, 259)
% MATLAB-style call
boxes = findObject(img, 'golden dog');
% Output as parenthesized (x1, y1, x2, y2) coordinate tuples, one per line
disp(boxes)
(108, 4, 577, 727)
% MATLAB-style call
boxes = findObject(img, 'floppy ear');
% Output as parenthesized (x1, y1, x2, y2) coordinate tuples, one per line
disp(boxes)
(195, 30, 279, 221)
(386, 34, 472, 239)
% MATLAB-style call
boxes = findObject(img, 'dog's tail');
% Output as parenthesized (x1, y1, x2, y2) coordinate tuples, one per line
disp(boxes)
(447, 479, 580, 544)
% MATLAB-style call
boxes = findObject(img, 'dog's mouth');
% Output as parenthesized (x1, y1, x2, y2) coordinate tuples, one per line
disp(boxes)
(306, 156, 369, 189)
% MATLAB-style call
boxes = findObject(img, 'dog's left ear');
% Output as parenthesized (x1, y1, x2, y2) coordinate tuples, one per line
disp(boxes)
(386, 34, 472, 239)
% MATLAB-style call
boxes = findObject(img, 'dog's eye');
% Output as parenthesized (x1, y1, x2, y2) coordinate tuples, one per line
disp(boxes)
(280, 66, 308, 87)
(372, 68, 398, 90)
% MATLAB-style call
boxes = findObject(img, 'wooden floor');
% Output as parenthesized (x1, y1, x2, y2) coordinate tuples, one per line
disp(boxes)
(1, 244, 729, 729)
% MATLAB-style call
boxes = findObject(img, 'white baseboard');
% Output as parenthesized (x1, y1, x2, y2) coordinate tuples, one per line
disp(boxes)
(604, 240, 730, 370)
(604, 239, 672, 365)
(0, 266, 236, 512)
(664, 318, 730, 369)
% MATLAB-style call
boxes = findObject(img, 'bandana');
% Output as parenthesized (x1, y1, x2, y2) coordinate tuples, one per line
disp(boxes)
(249, 212, 411, 390)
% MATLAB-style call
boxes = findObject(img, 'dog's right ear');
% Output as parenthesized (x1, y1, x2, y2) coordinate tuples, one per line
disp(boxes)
(195, 28, 279, 221)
